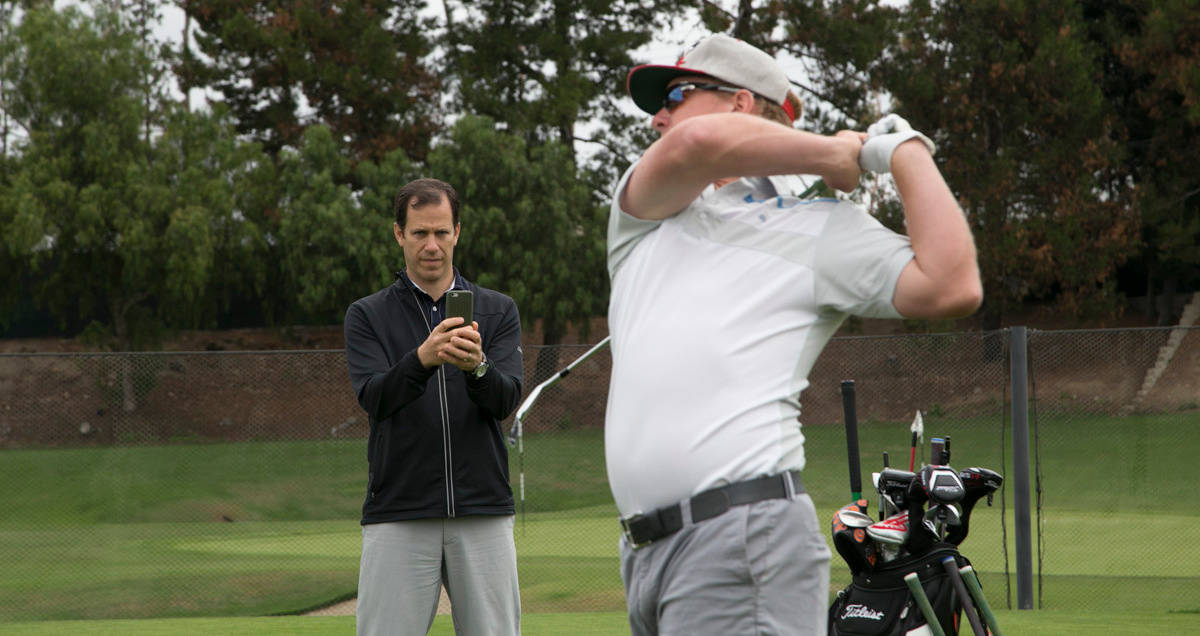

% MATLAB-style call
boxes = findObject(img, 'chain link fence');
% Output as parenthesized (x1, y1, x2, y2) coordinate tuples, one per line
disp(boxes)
(0, 326, 1197, 620)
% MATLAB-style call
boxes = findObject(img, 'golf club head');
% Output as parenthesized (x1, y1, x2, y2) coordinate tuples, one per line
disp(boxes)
(876, 542, 901, 563)
(877, 468, 917, 512)
(866, 512, 910, 546)
(879, 492, 901, 520)
(830, 499, 870, 533)
(945, 466, 1004, 546)
(925, 503, 963, 540)
(959, 466, 1003, 502)
(838, 509, 875, 528)
(830, 501, 878, 574)
(917, 464, 965, 506)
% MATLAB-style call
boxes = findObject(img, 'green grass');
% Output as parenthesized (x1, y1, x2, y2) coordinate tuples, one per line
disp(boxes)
(0, 440, 365, 525)
(2, 411, 1198, 624)
(1, 610, 1198, 635)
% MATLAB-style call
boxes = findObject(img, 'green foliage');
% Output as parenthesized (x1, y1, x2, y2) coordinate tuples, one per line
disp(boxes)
(180, 0, 440, 165)
(151, 104, 279, 328)
(427, 116, 608, 344)
(1, 4, 179, 344)
(0, 3, 292, 344)
(275, 125, 399, 323)
(1084, 0, 1200, 316)
(868, 0, 1137, 325)
(767, 0, 904, 131)
(2, 0, 1197, 346)
(442, 0, 678, 182)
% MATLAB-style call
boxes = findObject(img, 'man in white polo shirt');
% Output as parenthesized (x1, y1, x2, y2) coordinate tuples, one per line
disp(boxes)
(605, 34, 982, 635)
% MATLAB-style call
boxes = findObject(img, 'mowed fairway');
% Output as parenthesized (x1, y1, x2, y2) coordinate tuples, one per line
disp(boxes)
(1, 609, 1198, 635)
(2, 412, 1198, 630)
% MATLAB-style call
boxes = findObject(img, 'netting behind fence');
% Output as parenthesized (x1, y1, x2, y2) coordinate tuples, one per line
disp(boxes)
(0, 326, 1197, 620)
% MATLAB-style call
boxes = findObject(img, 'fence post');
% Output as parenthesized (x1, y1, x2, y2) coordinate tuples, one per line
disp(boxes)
(1010, 326, 1034, 609)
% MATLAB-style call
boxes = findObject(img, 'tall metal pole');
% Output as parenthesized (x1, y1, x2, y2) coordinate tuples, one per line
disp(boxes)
(1009, 326, 1034, 609)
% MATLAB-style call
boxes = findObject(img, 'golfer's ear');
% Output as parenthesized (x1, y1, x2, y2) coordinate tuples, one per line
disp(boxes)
(734, 89, 756, 113)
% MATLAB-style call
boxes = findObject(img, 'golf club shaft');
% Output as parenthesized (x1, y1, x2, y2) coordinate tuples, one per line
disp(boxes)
(841, 380, 862, 500)
(942, 556, 987, 636)
(903, 572, 946, 636)
(960, 565, 1003, 636)
(909, 431, 917, 471)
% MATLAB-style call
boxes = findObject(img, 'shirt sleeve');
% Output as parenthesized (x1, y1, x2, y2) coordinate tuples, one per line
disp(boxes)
(812, 201, 914, 319)
(607, 160, 665, 279)
(465, 295, 523, 420)
(344, 300, 436, 422)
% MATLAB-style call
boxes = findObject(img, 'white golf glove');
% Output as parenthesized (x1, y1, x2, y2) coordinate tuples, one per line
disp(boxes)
(858, 114, 936, 174)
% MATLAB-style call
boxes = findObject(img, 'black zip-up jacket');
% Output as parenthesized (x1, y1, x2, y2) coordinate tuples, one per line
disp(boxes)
(344, 270, 523, 524)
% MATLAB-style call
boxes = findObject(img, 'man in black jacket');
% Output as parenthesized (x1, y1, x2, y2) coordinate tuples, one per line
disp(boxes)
(344, 178, 524, 636)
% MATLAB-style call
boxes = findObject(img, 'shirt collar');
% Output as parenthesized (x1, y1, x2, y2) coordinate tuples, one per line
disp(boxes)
(397, 268, 466, 301)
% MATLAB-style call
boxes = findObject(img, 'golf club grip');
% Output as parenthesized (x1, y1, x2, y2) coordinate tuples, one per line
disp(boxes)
(941, 556, 987, 636)
(903, 572, 946, 636)
(959, 566, 1003, 636)
(841, 380, 862, 499)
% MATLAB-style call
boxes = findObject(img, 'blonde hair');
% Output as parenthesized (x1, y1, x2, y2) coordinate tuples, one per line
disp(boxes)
(754, 96, 794, 127)
(702, 77, 800, 127)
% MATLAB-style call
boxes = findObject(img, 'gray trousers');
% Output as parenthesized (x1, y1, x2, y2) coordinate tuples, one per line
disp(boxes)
(620, 494, 831, 636)
(356, 516, 520, 636)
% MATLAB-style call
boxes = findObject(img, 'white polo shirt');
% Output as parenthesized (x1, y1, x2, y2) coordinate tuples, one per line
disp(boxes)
(605, 163, 914, 518)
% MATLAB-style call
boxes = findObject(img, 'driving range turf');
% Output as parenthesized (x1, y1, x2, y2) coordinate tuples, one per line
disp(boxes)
(1, 412, 1197, 632)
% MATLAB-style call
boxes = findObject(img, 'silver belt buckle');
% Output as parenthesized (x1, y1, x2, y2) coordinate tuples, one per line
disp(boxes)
(620, 515, 649, 549)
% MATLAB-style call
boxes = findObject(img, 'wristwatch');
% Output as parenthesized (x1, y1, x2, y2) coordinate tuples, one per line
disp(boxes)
(470, 352, 489, 379)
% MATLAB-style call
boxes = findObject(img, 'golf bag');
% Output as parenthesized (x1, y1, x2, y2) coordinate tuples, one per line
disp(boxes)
(828, 543, 979, 636)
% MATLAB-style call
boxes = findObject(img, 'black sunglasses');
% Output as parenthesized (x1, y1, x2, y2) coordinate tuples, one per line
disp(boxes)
(662, 82, 743, 111)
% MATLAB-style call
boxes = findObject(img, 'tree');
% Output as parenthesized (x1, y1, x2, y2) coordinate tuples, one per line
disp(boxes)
(1085, 0, 1200, 323)
(151, 102, 280, 330)
(273, 124, 415, 324)
(442, 0, 679, 186)
(861, 0, 1137, 329)
(180, 0, 440, 166)
(426, 115, 608, 380)
(0, 4, 267, 405)
(763, 0, 903, 132)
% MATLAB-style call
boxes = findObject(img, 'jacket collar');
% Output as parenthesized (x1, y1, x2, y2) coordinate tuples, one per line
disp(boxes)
(394, 268, 468, 300)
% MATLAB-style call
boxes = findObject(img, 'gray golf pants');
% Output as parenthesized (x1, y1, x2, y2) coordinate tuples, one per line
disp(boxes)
(356, 515, 520, 636)
(620, 494, 831, 636)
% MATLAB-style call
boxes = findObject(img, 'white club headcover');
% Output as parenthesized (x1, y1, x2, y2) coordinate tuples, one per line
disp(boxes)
(859, 114, 936, 174)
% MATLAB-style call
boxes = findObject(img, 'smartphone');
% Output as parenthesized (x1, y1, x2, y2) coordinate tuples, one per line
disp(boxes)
(445, 290, 473, 329)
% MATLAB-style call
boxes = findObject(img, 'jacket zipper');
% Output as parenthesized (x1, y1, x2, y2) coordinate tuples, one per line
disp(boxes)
(436, 364, 455, 517)
(407, 282, 456, 518)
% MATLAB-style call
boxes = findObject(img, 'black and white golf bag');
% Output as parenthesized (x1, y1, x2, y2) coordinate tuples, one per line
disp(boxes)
(828, 543, 981, 636)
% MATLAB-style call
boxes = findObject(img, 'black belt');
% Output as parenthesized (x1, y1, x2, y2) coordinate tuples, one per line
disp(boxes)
(620, 470, 804, 549)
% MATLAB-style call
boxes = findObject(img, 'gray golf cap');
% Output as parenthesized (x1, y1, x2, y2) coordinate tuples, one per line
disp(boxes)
(626, 33, 800, 122)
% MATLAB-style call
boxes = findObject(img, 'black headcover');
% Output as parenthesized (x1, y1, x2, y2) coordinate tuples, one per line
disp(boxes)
(945, 467, 1003, 545)
(830, 499, 878, 575)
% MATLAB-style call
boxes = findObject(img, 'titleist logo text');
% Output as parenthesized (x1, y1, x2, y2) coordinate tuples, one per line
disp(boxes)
(841, 603, 885, 621)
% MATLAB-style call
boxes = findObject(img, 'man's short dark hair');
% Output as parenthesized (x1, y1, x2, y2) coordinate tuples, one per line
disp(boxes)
(394, 178, 460, 229)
